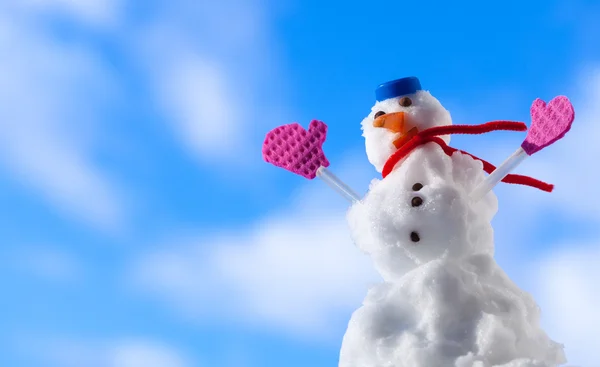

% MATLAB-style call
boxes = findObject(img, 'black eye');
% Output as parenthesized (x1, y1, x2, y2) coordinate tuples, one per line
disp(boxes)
(399, 97, 412, 107)
(374, 111, 386, 119)
(410, 231, 420, 242)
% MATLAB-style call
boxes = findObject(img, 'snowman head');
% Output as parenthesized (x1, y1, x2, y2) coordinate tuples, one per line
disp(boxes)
(361, 77, 452, 173)
(347, 143, 498, 281)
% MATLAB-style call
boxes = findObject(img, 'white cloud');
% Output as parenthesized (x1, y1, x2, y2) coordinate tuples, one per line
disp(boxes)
(133, 211, 380, 341)
(0, 6, 126, 229)
(19, 0, 122, 27)
(0, 0, 287, 229)
(156, 54, 241, 160)
(26, 337, 192, 367)
(111, 340, 191, 367)
(533, 244, 600, 367)
(131, 156, 379, 341)
(128, 0, 289, 165)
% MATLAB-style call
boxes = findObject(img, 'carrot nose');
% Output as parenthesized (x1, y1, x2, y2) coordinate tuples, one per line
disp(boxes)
(373, 112, 406, 133)
(373, 112, 419, 149)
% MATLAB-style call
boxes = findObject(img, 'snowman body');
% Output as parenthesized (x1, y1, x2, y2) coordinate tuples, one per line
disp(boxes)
(340, 143, 566, 367)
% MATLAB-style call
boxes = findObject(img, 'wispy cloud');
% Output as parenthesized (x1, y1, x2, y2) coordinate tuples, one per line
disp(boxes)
(144, 48, 242, 161)
(0, 0, 290, 230)
(0, 2, 127, 230)
(19, 0, 122, 27)
(128, 0, 290, 166)
(134, 215, 379, 340)
(22, 337, 192, 367)
(533, 243, 600, 367)
(131, 156, 378, 341)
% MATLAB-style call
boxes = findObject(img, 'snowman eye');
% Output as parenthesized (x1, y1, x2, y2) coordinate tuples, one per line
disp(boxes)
(374, 111, 386, 119)
(410, 231, 420, 242)
(399, 97, 412, 107)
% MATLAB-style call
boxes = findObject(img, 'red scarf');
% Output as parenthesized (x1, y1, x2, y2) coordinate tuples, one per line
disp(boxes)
(381, 121, 553, 192)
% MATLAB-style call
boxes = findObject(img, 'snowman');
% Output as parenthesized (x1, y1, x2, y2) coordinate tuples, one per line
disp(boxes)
(262, 76, 575, 367)
(338, 77, 567, 367)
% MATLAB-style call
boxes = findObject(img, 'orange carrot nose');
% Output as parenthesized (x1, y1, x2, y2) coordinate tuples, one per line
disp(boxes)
(373, 111, 406, 133)
(373, 112, 419, 149)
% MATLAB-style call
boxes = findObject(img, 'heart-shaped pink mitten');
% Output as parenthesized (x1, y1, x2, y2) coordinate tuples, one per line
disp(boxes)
(262, 120, 330, 179)
(522, 96, 575, 155)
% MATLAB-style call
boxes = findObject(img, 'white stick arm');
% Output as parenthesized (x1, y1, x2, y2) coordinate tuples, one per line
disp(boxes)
(470, 147, 529, 202)
(316, 166, 361, 203)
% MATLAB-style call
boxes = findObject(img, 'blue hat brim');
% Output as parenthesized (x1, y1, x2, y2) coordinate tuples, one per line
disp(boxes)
(375, 77, 422, 102)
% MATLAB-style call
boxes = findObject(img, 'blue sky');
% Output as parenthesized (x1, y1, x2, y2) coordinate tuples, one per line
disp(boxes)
(0, 0, 599, 366)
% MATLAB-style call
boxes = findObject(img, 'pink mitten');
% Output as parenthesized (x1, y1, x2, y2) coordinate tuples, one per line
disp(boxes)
(262, 120, 330, 179)
(522, 96, 575, 155)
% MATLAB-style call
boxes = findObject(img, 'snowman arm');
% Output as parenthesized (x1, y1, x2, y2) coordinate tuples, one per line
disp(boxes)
(316, 166, 361, 203)
(470, 147, 529, 201)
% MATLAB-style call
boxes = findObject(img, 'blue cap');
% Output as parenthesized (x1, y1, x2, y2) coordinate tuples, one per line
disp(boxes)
(375, 76, 422, 102)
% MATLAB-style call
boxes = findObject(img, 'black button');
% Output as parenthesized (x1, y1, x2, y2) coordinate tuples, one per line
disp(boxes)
(410, 232, 420, 242)
(411, 197, 423, 207)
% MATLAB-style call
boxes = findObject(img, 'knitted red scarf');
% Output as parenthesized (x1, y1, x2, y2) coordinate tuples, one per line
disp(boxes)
(381, 121, 553, 192)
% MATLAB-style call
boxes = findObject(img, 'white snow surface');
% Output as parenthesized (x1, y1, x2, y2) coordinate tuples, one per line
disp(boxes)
(341, 143, 566, 367)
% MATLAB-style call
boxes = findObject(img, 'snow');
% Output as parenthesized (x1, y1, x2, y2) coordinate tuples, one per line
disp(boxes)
(361, 91, 452, 173)
(341, 143, 566, 367)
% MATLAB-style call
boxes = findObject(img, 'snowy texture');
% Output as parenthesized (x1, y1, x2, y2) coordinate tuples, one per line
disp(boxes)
(341, 143, 565, 367)
(361, 91, 452, 173)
